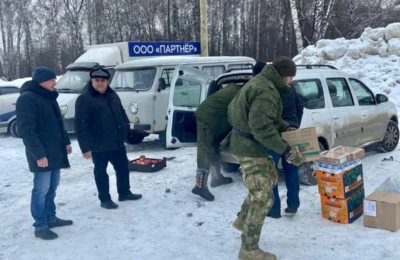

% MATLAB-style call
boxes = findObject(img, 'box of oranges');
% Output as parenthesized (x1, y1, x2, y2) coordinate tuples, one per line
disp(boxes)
(320, 188, 364, 224)
(129, 155, 167, 172)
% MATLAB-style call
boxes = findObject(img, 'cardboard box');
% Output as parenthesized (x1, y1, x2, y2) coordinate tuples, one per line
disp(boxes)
(282, 127, 320, 162)
(317, 164, 364, 199)
(318, 151, 352, 166)
(320, 188, 364, 224)
(331, 146, 365, 160)
(364, 191, 400, 232)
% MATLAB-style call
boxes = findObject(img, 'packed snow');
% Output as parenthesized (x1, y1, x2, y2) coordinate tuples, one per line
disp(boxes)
(0, 134, 400, 260)
(0, 76, 63, 87)
(294, 22, 400, 112)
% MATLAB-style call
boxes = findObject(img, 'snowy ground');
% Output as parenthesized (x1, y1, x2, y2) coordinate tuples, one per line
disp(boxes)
(1, 134, 400, 260)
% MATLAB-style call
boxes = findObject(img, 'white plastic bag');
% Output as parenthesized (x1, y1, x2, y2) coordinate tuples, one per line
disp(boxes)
(376, 176, 400, 194)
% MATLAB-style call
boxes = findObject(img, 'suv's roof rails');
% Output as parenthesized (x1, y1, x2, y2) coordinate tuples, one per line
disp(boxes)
(296, 65, 338, 70)
(225, 67, 253, 74)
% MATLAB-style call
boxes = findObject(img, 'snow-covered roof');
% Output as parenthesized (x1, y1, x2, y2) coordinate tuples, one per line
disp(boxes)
(115, 56, 255, 70)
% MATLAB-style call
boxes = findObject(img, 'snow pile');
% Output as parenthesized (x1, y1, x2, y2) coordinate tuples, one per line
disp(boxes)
(294, 22, 400, 110)
(5, 75, 64, 87)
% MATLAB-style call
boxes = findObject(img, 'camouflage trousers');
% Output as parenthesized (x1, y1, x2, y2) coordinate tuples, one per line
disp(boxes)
(235, 156, 278, 251)
(196, 119, 220, 170)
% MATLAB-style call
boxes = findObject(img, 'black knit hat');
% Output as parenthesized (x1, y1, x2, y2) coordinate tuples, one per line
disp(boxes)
(272, 56, 296, 77)
(90, 68, 110, 80)
(32, 66, 57, 84)
(252, 61, 266, 76)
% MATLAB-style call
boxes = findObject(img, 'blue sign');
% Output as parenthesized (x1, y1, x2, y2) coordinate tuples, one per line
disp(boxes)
(128, 42, 201, 57)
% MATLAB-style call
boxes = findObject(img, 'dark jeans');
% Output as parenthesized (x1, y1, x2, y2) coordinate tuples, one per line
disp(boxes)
(92, 147, 131, 202)
(31, 169, 60, 230)
(269, 150, 300, 214)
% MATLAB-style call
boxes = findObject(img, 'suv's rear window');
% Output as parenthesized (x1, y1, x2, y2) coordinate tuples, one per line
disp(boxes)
(291, 79, 324, 109)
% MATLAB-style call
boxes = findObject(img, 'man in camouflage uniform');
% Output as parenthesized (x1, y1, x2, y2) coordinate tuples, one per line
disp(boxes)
(192, 83, 243, 201)
(223, 57, 305, 260)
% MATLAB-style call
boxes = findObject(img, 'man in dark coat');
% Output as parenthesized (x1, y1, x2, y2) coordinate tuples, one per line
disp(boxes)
(253, 61, 305, 219)
(16, 66, 73, 240)
(192, 83, 242, 201)
(75, 68, 142, 210)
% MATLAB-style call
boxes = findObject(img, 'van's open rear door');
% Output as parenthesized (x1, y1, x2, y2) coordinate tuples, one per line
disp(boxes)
(166, 66, 209, 148)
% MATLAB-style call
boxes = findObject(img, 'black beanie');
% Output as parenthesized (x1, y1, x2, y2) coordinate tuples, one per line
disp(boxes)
(252, 60, 266, 76)
(32, 66, 57, 84)
(272, 56, 296, 77)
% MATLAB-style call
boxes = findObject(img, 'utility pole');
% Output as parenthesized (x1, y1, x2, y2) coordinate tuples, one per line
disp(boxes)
(200, 0, 209, 56)
(168, 0, 171, 41)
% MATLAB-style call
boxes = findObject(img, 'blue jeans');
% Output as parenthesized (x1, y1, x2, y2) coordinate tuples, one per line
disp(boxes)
(31, 169, 60, 230)
(269, 150, 300, 214)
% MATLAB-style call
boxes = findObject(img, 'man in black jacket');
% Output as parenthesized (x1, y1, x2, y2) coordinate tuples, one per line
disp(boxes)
(253, 61, 304, 219)
(16, 66, 73, 240)
(75, 68, 142, 210)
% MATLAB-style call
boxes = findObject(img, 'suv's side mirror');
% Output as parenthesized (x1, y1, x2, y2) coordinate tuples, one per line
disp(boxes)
(158, 78, 166, 92)
(376, 94, 388, 104)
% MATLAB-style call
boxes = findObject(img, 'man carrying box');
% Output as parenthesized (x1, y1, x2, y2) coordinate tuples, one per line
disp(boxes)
(223, 57, 306, 260)
(252, 61, 305, 219)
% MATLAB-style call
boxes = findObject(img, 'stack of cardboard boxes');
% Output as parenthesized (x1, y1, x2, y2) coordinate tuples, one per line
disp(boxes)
(315, 147, 366, 224)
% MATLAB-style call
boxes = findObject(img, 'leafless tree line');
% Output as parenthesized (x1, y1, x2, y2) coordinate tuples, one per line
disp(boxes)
(0, 0, 399, 80)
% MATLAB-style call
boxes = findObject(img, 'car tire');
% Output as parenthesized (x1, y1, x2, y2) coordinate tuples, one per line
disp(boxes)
(159, 130, 180, 150)
(376, 120, 399, 153)
(159, 130, 167, 148)
(10, 120, 19, 138)
(125, 132, 145, 145)
(221, 162, 240, 173)
(298, 142, 325, 186)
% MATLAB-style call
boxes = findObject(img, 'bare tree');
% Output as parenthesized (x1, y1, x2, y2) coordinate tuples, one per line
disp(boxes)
(62, 0, 85, 56)
(290, 0, 304, 53)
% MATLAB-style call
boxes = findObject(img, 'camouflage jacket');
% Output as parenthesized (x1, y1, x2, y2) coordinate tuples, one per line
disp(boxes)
(195, 83, 242, 137)
(223, 65, 291, 158)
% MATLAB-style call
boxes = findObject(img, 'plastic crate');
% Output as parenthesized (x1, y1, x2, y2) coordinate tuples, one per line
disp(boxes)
(129, 157, 167, 172)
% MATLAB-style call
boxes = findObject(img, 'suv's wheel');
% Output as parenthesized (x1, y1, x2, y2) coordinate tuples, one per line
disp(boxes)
(159, 130, 167, 148)
(298, 142, 325, 186)
(10, 120, 19, 138)
(221, 162, 240, 173)
(376, 120, 399, 153)
(125, 132, 145, 145)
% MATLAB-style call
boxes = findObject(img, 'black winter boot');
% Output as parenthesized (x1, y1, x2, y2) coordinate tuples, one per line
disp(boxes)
(34, 228, 58, 240)
(101, 200, 119, 209)
(119, 192, 142, 201)
(210, 162, 233, 188)
(48, 217, 73, 228)
(192, 170, 215, 201)
(285, 207, 298, 215)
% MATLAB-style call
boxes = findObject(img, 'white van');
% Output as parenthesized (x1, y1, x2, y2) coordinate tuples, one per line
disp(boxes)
(56, 43, 130, 131)
(56, 41, 203, 132)
(109, 56, 255, 145)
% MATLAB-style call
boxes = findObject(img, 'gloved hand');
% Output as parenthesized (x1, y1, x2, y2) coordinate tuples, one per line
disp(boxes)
(285, 146, 306, 166)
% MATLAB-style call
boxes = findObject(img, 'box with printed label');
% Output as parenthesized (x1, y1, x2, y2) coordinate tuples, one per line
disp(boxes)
(282, 127, 320, 162)
(320, 188, 364, 224)
(317, 164, 364, 199)
(317, 151, 353, 166)
(364, 191, 400, 232)
(331, 146, 365, 161)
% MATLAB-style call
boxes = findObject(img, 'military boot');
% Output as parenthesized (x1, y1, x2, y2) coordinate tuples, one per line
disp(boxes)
(192, 170, 215, 201)
(210, 162, 233, 188)
(239, 246, 277, 260)
(232, 217, 244, 232)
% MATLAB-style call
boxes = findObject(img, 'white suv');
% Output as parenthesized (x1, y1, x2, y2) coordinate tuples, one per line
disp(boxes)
(0, 83, 20, 107)
(164, 65, 399, 185)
